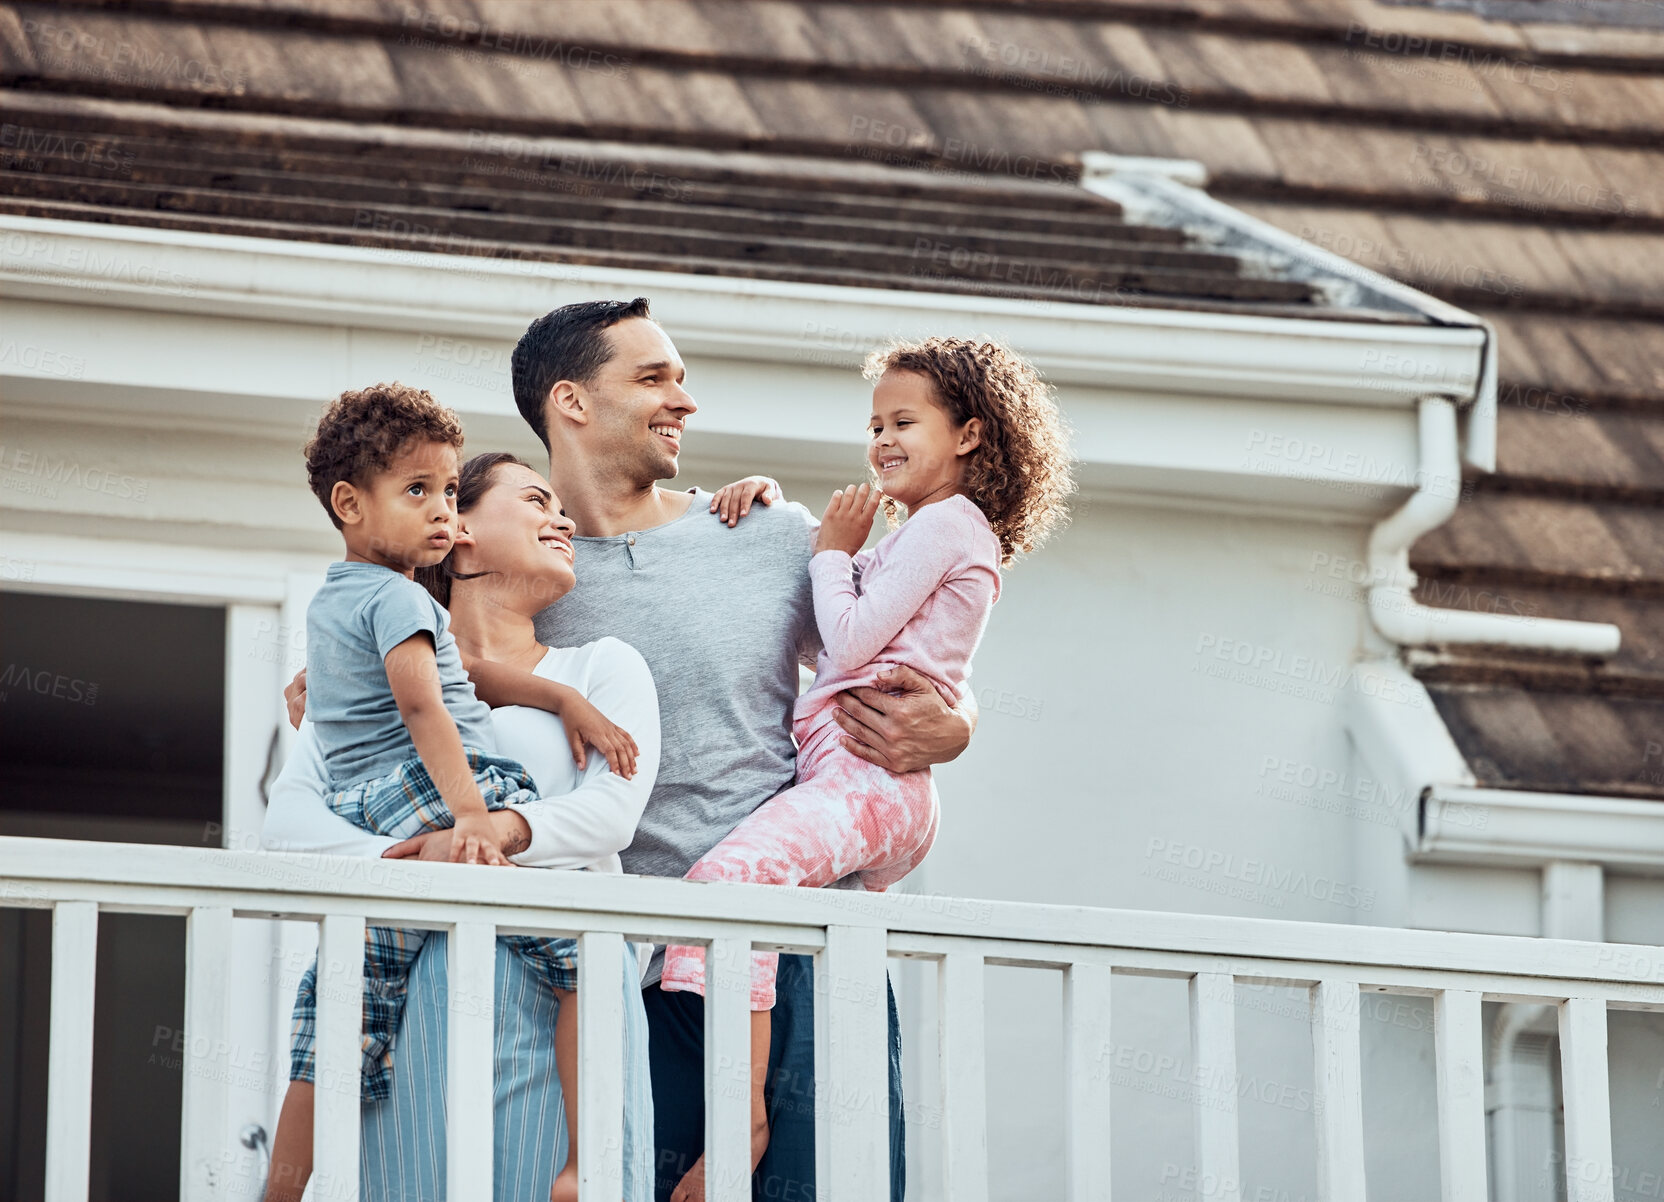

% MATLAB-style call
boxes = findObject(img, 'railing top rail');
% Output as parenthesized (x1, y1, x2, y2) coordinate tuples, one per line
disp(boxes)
(3, 835, 1662, 995)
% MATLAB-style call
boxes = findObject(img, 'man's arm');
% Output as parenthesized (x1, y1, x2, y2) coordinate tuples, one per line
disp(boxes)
(833, 665, 977, 775)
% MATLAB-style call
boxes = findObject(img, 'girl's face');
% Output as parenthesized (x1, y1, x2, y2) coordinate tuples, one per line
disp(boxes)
(450, 463, 577, 609)
(867, 369, 981, 510)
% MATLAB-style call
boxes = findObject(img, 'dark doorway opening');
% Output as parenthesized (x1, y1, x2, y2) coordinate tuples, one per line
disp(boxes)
(0, 591, 225, 1201)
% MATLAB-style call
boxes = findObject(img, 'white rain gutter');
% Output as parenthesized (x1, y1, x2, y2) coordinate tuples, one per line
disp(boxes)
(1367, 397, 1620, 656)
(0, 214, 1488, 405)
(1420, 786, 1664, 872)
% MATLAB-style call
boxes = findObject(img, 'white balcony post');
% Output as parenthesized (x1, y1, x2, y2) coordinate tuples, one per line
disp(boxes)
(44, 901, 97, 1202)
(704, 935, 753, 1202)
(1189, 971, 1241, 1202)
(815, 924, 890, 1202)
(1558, 997, 1615, 1202)
(180, 905, 235, 1202)
(314, 913, 365, 1202)
(447, 921, 496, 1197)
(1064, 960, 1113, 1201)
(1433, 989, 1487, 1201)
(1310, 980, 1366, 1201)
(577, 930, 627, 1201)
(938, 951, 989, 1202)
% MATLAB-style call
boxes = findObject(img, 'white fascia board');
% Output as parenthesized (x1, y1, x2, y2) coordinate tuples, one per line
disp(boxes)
(1418, 787, 1664, 876)
(0, 529, 325, 606)
(1, 216, 1486, 518)
(0, 215, 1485, 406)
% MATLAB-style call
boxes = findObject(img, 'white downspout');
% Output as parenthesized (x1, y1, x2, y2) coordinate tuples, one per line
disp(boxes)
(1488, 863, 1602, 1200)
(1367, 397, 1620, 656)
(1488, 1002, 1561, 1202)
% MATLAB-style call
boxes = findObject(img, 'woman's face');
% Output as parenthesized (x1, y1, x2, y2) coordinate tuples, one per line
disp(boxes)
(450, 463, 577, 609)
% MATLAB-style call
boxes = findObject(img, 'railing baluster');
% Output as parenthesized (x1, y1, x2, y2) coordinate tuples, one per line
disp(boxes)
(180, 906, 234, 1202)
(1064, 960, 1113, 1202)
(815, 924, 890, 1202)
(314, 913, 364, 1202)
(1433, 989, 1487, 1201)
(1310, 980, 1366, 1201)
(44, 901, 97, 1202)
(1559, 997, 1615, 1202)
(939, 951, 989, 1202)
(578, 930, 626, 1202)
(447, 921, 495, 1197)
(1189, 972, 1241, 1202)
(705, 936, 752, 1202)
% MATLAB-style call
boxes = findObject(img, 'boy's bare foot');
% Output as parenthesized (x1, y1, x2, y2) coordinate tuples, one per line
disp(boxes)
(549, 1161, 580, 1202)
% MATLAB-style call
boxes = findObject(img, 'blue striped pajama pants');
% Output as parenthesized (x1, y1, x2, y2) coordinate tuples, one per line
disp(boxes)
(354, 930, 655, 1201)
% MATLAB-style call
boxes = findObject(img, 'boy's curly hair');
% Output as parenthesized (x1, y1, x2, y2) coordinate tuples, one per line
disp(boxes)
(862, 337, 1075, 567)
(304, 383, 466, 529)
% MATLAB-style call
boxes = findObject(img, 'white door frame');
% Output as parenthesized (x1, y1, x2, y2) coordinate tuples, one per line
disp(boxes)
(2, 529, 326, 1184)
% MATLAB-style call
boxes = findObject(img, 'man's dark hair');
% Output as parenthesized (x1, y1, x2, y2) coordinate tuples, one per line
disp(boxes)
(512, 297, 653, 450)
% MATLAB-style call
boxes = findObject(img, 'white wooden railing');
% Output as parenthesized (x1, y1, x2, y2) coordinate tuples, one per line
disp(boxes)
(3, 834, 1662, 1202)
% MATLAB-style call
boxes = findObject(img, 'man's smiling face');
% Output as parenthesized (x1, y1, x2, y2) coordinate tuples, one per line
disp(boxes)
(582, 317, 698, 486)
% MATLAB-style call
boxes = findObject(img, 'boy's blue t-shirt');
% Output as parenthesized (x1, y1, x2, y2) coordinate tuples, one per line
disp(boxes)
(305, 560, 497, 790)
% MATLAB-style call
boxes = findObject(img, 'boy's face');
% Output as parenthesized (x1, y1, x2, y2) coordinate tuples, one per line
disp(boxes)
(335, 439, 461, 573)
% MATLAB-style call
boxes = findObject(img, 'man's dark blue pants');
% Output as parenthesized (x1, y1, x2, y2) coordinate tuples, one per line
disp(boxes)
(642, 952, 906, 1201)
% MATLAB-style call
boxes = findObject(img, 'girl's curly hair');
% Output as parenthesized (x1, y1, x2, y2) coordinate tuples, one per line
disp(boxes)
(304, 382, 466, 529)
(862, 337, 1075, 567)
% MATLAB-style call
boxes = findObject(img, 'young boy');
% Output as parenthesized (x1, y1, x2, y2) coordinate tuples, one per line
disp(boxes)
(265, 384, 609, 1202)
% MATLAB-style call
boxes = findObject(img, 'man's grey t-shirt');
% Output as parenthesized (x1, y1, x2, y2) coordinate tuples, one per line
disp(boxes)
(306, 560, 497, 790)
(534, 488, 821, 884)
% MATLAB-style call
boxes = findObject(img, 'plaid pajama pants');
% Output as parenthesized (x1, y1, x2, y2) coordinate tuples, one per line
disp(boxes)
(288, 746, 579, 1100)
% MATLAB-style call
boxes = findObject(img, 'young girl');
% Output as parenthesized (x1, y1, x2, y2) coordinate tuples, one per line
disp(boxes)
(661, 335, 1075, 1009)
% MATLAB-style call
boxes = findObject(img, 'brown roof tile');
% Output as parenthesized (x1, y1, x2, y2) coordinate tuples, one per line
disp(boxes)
(1412, 491, 1664, 586)
(1425, 685, 1664, 798)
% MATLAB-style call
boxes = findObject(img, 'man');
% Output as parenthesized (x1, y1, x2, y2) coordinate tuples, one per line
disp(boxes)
(512, 297, 974, 1202)
(277, 297, 975, 1200)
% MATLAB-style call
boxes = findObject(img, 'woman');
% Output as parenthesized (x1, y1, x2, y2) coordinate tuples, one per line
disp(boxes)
(261, 452, 659, 1200)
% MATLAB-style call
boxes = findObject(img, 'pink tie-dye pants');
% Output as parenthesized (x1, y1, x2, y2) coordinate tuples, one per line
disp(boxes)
(658, 719, 939, 1009)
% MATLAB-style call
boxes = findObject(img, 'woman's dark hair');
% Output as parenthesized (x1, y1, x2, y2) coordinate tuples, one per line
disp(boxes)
(414, 452, 532, 607)
(512, 297, 654, 451)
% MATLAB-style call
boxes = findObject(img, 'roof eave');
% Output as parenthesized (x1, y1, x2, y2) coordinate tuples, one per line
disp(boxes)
(1080, 154, 1499, 471)
(0, 213, 1487, 407)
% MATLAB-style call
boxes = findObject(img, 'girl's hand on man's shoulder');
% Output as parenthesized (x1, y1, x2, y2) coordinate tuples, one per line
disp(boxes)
(709, 475, 781, 526)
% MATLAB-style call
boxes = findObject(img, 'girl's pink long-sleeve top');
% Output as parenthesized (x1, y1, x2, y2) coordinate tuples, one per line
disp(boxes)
(794, 494, 1002, 744)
